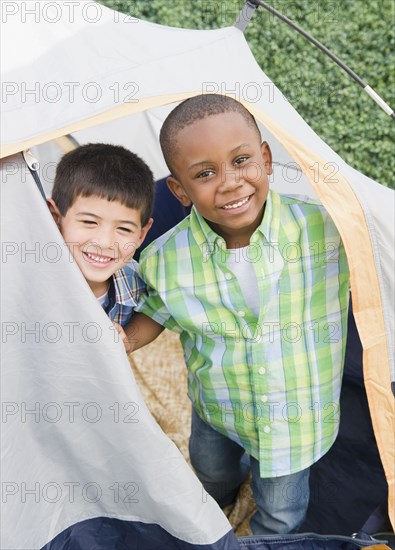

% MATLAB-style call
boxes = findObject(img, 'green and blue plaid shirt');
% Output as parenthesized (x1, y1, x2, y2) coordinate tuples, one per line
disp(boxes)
(103, 259, 145, 327)
(137, 190, 350, 477)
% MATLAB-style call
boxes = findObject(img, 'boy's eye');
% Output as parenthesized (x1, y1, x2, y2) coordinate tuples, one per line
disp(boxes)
(118, 226, 132, 233)
(81, 220, 97, 225)
(197, 169, 215, 179)
(234, 156, 249, 166)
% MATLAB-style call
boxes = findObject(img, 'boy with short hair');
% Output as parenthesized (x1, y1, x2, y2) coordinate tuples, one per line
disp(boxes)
(48, 143, 154, 332)
(127, 94, 350, 534)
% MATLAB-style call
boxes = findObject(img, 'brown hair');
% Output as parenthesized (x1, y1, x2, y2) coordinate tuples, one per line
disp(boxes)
(52, 143, 154, 225)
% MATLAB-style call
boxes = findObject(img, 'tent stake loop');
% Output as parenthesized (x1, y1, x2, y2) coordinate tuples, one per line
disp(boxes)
(234, 0, 260, 32)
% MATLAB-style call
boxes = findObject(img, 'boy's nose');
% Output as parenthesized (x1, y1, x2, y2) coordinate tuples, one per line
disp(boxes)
(219, 165, 244, 191)
(93, 228, 116, 251)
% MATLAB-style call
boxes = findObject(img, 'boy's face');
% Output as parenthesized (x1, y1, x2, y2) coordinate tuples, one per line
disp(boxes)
(167, 112, 272, 248)
(48, 195, 152, 297)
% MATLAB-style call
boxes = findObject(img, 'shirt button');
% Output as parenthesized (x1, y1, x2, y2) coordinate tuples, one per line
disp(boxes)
(264, 425, 271, 433)
(260, 395, 268, 403)
(225, 273, 232, 280)
(237, 310, 245, 317)
(258, 367, 266, 375)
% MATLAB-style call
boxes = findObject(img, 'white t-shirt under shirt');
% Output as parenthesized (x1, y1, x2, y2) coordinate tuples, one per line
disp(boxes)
(227, 246, 260, 318)
(96, 290, 108, 307)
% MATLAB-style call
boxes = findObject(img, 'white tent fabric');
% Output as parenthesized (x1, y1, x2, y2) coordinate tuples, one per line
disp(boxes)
(1, 0, 394, 543)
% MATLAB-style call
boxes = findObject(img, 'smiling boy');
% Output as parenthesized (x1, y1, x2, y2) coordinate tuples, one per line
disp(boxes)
(127, 94, 350, 534)
(48, 143, 154, 330)
(164, 103, 271, 248)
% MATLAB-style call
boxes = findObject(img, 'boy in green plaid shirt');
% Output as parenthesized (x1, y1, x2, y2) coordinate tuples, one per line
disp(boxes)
(127, 94, 350, 534)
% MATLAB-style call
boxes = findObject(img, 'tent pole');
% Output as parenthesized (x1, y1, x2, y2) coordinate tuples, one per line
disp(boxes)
(236, 0, 394, 120)
(22, 150, 47, 202)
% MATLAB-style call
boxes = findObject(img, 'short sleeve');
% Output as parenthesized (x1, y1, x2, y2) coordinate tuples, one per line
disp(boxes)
(135, 288, 183, 334)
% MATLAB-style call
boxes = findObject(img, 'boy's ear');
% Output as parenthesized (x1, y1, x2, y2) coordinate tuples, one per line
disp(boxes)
(261, 141, 273, 176)
(47, 198, 62, 226)
(137, 217, 153, 247)
(166, 176, 192, 207)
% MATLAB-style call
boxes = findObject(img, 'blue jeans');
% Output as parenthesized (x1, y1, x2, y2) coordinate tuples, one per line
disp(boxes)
(189, 409, 310, 535)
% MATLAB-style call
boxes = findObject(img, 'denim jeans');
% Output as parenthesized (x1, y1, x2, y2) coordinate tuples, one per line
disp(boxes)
(189, 408, 310, 535)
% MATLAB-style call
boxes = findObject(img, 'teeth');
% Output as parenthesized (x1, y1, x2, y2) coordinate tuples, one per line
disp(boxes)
(222, 196, 249, 210)
(85, 252, 112, 263)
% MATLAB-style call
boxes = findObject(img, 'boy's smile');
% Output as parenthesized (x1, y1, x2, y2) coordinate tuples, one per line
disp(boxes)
(167, 112, 272, 248)
(49, 195, 152, 297)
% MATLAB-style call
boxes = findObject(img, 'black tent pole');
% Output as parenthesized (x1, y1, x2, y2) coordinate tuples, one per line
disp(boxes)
(235, 0, 395, 121)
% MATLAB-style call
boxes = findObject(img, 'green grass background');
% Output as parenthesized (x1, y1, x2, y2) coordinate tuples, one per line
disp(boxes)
(99, 0, 394, 188)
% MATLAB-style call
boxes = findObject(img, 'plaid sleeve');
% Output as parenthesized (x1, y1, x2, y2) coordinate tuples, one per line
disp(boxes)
(131, 272, 146, 302)
(122, 260, 147, 303)
(135, 287, 182, 333)
(134, 242, 183, 333)
(135, 288, 182, 333)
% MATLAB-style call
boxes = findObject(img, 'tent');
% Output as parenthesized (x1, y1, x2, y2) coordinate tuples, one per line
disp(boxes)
(1, 1, 394, 548)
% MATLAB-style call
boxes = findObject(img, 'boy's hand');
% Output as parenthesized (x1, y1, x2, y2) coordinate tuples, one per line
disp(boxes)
(112, 321, 131, 354)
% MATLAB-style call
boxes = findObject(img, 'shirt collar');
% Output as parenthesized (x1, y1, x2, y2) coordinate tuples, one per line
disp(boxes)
(256, 189, 281, 245)
(189, 206, 227, 259)
(191, 190, 281, 259)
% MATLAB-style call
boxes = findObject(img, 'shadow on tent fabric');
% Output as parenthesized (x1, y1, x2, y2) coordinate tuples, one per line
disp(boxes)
(136, 178, 389, 535)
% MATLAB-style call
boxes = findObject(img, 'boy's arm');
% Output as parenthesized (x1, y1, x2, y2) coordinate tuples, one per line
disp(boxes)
(123, 312, 164, 353)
